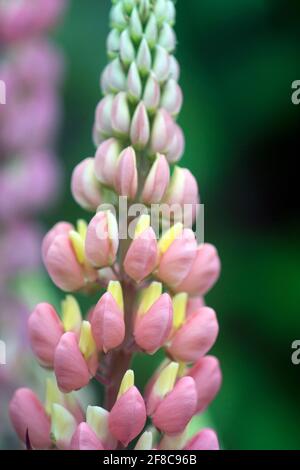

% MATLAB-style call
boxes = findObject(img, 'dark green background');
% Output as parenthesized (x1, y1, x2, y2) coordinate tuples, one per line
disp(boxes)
(41, 0, 300, 449)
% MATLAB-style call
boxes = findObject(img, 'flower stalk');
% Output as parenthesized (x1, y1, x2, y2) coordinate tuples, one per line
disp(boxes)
(10, 0, 222, 451)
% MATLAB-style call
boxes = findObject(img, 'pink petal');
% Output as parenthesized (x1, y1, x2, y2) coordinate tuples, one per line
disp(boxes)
(167, 307, 219, 363)
(54, 332, 90, 393)
(109, 387, 146, 446)
(28, 303, 64, 367)
(152, 377, 197, 435)
(71, 423, 104, 450)
(9, 388, 51, 449)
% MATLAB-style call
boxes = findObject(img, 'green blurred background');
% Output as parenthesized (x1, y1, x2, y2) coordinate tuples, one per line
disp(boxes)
(34, 0, 300, 449)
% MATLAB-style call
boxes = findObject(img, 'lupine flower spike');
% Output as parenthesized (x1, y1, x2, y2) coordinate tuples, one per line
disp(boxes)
(10, 0, 222, 450)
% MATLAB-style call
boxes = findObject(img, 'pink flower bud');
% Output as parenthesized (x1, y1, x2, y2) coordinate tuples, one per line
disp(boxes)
(43, 233, 86, 292)
(94, 138, 121, 186)
(114, 147, 138, 199)
(111, 92, 130, 136)
(188, 356, 222, 413)
(127, 62, 142, 101)
(9, 388, 51, 449)
(42, 221, 73, 265)
(70, 423, 104, 450)
(143, 74, 161, 112)
(85, 211, 119, 269)
(151, 109, 174, 154)
(166, 124, 185, 163)
(175, 244, 221, 296)
(163, 167, 199, 224)
(94, 94, 114, 140)
(71, 158, 102, 211)
(28, 303, 64, 368)
(91, 292, 125, 353)
(130, 102, 150, 149)
(167, 307, 219, 363)
(109, 387, 146, 446)
(161, 79, 183, 116)
(187, 296, 205, 316)
(101, 58, 126, 94)
(134, 293, 173, 354)
(54, 332, 90, 393)
(157, 227, 198, 289)
(145, 361, 180, 416)
(142, 154, 170, 204)
(124, 227, 158, 283)
(185, 429, 220, 451)
(152, 377, 197, 435)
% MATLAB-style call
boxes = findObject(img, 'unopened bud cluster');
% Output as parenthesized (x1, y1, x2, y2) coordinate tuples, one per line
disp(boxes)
(10, 0, 222, 451)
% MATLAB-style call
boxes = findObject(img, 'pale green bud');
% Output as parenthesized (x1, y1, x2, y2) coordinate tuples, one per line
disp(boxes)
(100, 66, 111, 95)
(136, 38, 152, 76)
(168, 55, 180, 81)
(130, 7, 143, 42)
(161, 78, 183, 116)
(120, 29, 135, 65)
(135, 431, 153, 450)
(139, 0, 151, 23)
(154, 0, 168, 25)
(153, 45, 170, 82)
(144, 13, 158, 49)
(166, 0, 176, 26)
(158, 22, 176, 52)
(123, 0, 136, 15)
(110, 2, 127, 30)
(107, 29, 120, 59)
(107, 58, 127, 93)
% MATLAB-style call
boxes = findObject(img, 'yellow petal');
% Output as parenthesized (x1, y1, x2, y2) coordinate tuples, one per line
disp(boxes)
(69, 230, 85, 264)
(153, 362, 179, 398)
(117, 369, 134, 399)
(158, 222, 183, 254)
(45, 378, 64, 415)
(172, 293, 188, 330)
(79, 321, 97, 359)
(86, 406, 109, 442)
(61, 295, 82, 333)
(51, 404, 77, 446)
(77, 219, 88, 240)
(138, 282, 162, 317)
(134, 214, 150, 239)
(108, 280, 124, 312)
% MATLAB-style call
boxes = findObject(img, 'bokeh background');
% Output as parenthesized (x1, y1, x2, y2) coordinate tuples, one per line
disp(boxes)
(2, 0, 300, 449)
